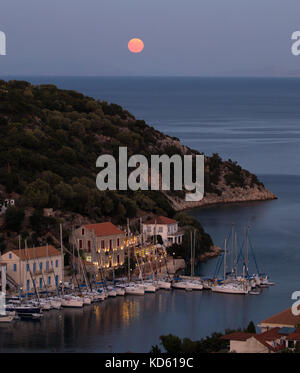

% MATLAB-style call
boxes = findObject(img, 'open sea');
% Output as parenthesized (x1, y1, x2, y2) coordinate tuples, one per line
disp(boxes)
(1, 76, 300, 352)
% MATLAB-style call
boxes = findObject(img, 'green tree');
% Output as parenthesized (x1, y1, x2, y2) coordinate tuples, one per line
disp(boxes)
(160, 335, 182, 353)
(24, 179, 51, 208)
(245, 321, 256, 334)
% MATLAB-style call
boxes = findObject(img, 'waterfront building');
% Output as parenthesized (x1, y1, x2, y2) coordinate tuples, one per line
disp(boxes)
(72, 222, 125, 269)
(222, 328, 287, 353)
(142, 216, 184, 247)
(223, 307, 300, 353)
(258, 308, 300, 332)
(0, 245, 63, 292)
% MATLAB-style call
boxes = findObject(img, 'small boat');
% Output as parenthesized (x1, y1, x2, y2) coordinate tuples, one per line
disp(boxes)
(172, 280, 189, 289)
(107, 288, 117, 297)
(49, 298, 62, 309)
(125, 285, 145, 295)
(30, 300, 52, 311)
(61, 296, 83, 308)
(6, 304, 42, 314)
(249, 290, 261, 295)
(188, 281, 203, 290)
(211, 284, 248, 295)
(82, 296, 92, 305)
(114, 287, 125, 296)
(173, 279, 203, 290)
(139, 282, 156, 293)
(157, 280, 172, 289)
(0, 314, 14, 323)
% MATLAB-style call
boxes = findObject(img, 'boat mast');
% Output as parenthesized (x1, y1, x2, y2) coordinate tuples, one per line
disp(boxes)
(60, 224, 64, 294)
(18, 235, 22, 296)
(35, 245, 49, 297)
(25, 239, 40, 303)
(92, 229, 107, 296)
(244, 225, 249, 275)
(127, 218, 130, 283)
(154, 220, 158, 280)
(47, 243, 59, 296)
(193, 230, 196, 277)
(224, 238, 227, 280)
(190, 231, 193, 277)
(234, 232, 238, 275)
(231, 224, 234, 274)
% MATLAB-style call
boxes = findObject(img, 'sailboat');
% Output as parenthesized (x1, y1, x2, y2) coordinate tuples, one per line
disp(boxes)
(61, 226, 83, 308)
(211, 239, 248, 295)
(172, 230, 203, 291)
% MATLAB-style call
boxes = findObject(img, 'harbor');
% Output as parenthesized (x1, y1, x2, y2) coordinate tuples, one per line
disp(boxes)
(0, 214, 275, 326)
(0, 173, 293, 352)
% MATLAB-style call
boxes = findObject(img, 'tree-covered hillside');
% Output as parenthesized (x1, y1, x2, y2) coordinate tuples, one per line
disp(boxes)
(0, 80, 273, 254)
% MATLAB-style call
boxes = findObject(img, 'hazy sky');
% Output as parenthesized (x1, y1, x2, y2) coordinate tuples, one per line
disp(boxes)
(1, 0, 300, 76)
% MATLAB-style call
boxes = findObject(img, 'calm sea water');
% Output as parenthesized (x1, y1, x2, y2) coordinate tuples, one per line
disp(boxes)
(1, 77, 300, 352)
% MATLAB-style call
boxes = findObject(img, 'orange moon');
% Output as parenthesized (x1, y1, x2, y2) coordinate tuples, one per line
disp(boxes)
(128, 38, 144, 53)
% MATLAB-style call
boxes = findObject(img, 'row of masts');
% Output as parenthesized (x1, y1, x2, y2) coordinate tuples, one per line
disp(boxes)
(221, 224, 251, 280)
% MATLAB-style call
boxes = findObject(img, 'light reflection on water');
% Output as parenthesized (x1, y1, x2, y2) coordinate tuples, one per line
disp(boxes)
(0, 175, 299, 352)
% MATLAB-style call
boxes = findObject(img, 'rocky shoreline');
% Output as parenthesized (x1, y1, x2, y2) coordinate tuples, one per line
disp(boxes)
(167, 184, 277, 211)
(198, 245, 222, 262)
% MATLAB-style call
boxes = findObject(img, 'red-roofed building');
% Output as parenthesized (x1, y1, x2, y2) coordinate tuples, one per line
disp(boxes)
(0, 246, 63, 292)
(258, 307, 300, 332)
(222, 327, 288, 353)
(72, 222, 125, 269)
(142, 216, 184, 247)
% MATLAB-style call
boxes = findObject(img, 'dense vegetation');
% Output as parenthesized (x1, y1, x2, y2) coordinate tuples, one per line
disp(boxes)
(150, 322, 257, 353)
(0, 80, 264, 252)
(167, 213, 213, 261)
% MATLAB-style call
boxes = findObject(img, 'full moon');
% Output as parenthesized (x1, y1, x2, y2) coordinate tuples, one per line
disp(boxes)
(128, 38, 144, 53)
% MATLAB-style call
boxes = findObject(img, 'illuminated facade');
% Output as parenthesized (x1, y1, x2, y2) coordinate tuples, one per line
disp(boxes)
(142, 216, 184, 247)
(72, 222, 125, 269)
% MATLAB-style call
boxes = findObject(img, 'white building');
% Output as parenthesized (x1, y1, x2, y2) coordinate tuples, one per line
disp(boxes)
(142, 216, 184, 247)
(0, 245, 63, 292)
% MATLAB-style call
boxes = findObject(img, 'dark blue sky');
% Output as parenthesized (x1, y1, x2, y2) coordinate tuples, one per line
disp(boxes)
(1, 0, 300, 76)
